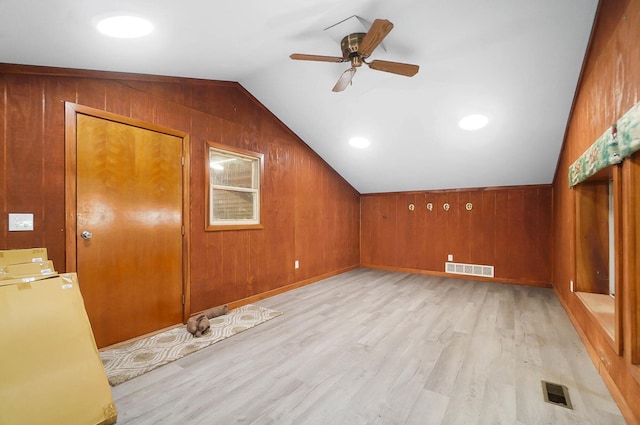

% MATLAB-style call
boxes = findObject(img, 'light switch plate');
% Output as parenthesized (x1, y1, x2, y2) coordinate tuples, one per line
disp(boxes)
(8, 213, 34, 231)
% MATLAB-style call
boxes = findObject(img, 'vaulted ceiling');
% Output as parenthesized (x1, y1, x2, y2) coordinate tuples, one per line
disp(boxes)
(0, 0, 598, 193)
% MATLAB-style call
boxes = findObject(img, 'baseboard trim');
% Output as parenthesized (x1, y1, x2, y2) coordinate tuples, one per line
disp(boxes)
(360, 264, 552, 288)
(553, 287, 638, 425)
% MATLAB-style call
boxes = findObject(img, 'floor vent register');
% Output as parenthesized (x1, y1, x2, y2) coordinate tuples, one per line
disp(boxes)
(541, 381, 573, 409)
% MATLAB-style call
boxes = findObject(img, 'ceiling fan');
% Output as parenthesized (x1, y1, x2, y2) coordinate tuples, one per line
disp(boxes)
(290, 19, 419, 92)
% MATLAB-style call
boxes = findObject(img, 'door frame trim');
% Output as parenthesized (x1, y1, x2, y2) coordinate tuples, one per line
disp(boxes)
(64, 102, 192, 322)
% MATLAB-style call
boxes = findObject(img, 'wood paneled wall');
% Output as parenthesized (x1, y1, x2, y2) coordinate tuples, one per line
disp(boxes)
(552, 0, 640, 423)
(361, 185, 552, 286)
(0, 65, 360, 313)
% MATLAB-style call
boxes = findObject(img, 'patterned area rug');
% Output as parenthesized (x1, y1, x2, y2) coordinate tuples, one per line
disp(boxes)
(100, 304, 282, 386)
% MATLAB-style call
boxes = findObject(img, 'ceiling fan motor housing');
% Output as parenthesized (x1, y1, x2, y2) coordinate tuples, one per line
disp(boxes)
(341, 33, 365, 67)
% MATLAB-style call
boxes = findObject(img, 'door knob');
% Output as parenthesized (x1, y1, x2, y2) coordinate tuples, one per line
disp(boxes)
(81, 230, 93, 240)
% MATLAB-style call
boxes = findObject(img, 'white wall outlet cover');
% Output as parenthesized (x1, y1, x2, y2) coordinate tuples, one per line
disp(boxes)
(447, 254, 453, 261)
(9, 213, 34, 231)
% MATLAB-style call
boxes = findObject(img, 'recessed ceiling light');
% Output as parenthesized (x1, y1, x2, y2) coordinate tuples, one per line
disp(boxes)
(458, 114, 488, 131)
(97, 16, 153, 39)
(349, 137, 370, 149)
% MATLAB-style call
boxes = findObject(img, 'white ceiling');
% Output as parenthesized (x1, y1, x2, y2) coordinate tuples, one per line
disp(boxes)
(0, 0, 598, 193)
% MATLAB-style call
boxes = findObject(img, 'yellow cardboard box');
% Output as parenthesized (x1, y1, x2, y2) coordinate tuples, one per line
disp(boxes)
(0, 247, 48, 266)
(0, 260, 56, 280)
(0, 273, 117, 425)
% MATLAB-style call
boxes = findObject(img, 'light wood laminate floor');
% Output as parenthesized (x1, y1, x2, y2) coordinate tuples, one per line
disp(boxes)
(112, 269, 625, 424)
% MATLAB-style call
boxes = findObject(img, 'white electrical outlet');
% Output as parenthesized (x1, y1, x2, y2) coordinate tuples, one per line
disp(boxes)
(295, 260, 299, 269)
(570, 280, 574, 292)
(447, 254, 453, 261)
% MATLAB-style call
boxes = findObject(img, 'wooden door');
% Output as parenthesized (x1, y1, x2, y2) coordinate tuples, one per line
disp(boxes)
(74, 112, 185, 348)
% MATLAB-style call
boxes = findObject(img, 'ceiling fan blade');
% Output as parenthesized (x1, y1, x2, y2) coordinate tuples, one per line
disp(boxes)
(367, 60, 419, 77)
(290, 53, 345, 63)
(332, 68, 356, 92)
(358, 19, 394, 58)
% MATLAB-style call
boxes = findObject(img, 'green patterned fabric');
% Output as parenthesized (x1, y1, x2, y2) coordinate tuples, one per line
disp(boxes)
(568, 127, 621, 187)
(569, 101, 640, 187)
(617, 101, 640, 159)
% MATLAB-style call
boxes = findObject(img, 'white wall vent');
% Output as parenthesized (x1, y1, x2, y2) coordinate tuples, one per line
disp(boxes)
(445, 262, 494, 278)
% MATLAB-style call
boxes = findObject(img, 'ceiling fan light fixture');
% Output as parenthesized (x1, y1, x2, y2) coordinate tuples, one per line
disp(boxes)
(349, 137, 370, 149)
(459, 114, 489, 131)
(333, 67, 357, 92)
(96, 15, 154, 38)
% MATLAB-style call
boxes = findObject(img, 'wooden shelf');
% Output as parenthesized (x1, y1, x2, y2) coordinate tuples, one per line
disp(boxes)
(576, 291, 615, 340)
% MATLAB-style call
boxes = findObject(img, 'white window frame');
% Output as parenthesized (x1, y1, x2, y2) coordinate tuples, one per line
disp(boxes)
(206, 142, 263, 231)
